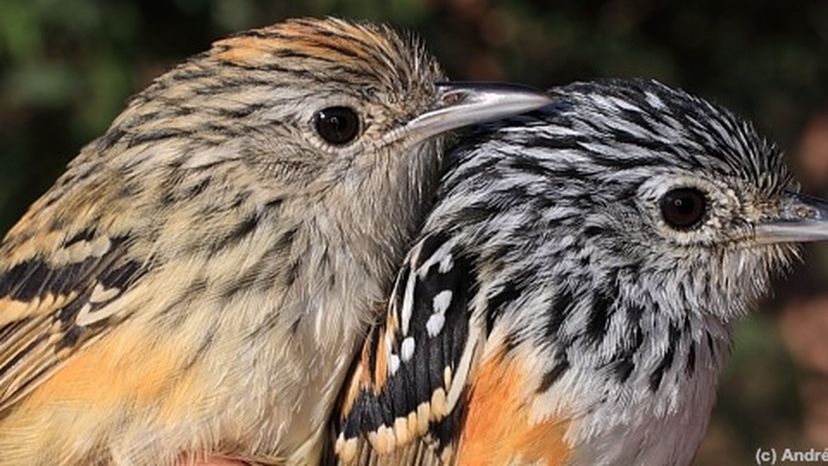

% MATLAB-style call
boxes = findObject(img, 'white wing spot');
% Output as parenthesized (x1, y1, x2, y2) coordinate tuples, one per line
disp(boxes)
(433, 290, 453, 314)
(89, 282, 120, 304)
(401, 274, 416, 335)
(401, 337, 416, 362)
(438, 253, 453, 273)
(389, 354, 401, 376)
(90, 236, 112, 257)
(66, 241, 92, 263)
(426, 314, 445, 338)
(73, 303, 94, 326)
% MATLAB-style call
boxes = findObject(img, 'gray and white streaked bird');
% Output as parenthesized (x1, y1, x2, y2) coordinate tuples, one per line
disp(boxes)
(0, 18, 552, 465)
(332, 79, 828, 465)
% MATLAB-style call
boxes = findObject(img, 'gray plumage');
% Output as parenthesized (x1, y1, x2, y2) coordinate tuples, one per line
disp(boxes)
(333, 78, 817, 466)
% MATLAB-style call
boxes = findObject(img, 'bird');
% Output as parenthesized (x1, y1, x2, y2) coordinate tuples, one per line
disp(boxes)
(330, 78, 828, 465)
(0, 17, 552, 466)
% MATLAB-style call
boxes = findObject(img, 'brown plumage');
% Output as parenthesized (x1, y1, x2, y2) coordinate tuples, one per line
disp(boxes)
(0, 18, 551, 465)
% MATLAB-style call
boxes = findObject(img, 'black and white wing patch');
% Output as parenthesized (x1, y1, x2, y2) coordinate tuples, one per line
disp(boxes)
(0, 230, 145, 412)
(331, 233, 482, 465)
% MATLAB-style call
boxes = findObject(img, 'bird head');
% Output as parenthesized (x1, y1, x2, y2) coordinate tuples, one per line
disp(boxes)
(95, 18, 550, 201)
(438, 78, 828, 332)
(29, 18, 551, 289)
(388, 79, 822, 466)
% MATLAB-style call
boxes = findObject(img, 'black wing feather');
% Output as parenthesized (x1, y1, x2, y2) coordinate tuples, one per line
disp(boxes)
(330, 233, 480, 465)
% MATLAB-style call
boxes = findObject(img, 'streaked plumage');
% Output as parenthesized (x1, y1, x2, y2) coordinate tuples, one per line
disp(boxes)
(331, 79, 828, 465)
(0, 18, 551, 465)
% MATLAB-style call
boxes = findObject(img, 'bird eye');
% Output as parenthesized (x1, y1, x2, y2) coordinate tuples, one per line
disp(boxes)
(659, 188, 707, 229)
(314, 106, 361, 146)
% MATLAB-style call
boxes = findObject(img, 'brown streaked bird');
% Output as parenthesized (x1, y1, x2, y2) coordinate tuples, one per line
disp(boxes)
(330, 79, 828, 465)
(0, 18, 551, 465)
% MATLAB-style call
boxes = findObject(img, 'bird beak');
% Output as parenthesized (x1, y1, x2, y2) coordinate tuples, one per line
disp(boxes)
(754, 192, 828, 244)
(397, 81, 553, 144)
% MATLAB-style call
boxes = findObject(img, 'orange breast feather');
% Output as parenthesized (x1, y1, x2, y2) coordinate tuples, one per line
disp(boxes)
(457, 351, 571, 466)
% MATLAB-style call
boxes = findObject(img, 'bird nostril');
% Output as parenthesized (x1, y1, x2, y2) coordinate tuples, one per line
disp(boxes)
(440, 90, 466, 107)
(794, 206, 817, 219)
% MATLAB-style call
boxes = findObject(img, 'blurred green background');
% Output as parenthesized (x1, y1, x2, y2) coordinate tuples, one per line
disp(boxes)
(2, 1, 828, 464)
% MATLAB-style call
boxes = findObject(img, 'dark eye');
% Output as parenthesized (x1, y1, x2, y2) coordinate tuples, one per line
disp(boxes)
(659, 187, 707, 229)
(314, 106, 361, 146)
